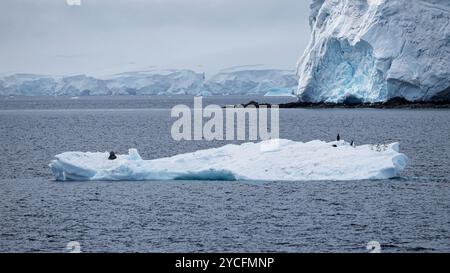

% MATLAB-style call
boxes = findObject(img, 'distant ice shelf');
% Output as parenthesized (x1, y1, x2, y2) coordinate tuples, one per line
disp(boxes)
(0, 67, 298, 96)
(49, 139, 408, 181)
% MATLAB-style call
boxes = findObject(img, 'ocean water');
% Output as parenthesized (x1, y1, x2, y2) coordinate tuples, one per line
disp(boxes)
(0, 96, 449, 253)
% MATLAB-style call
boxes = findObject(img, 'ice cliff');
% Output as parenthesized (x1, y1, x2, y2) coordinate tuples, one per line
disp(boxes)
(296, 0, 450, 103)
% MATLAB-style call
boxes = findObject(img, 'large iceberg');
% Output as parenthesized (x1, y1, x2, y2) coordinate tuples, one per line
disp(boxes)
(296, 0, 450, 103)
(49, 139, 408, 181)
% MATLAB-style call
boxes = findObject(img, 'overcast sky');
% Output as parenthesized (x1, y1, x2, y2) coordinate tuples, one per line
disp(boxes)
(0, 0, 311, 76)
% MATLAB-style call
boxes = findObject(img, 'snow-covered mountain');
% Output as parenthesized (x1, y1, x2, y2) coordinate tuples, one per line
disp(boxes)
(202, 67, 297, 95)
(0, 68, 297, 96)
(296, 0, 450, 103)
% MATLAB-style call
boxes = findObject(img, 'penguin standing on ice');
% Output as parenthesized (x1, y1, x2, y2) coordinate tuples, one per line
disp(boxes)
(337, 133, 341, 141)
(108, 151, 117, 160)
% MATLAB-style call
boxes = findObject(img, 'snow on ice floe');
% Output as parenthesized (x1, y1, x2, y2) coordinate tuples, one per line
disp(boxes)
(264, 87, 296, 97)
(49, 139, 408, 181)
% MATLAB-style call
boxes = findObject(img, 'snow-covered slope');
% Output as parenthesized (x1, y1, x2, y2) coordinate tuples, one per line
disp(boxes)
(49, 139, 408, 181)
(203, 68, 298, 95)
(296, 0, 450, 103)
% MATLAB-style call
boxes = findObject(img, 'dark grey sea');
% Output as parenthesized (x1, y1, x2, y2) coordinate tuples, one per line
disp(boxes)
(1, 96, 449, 252)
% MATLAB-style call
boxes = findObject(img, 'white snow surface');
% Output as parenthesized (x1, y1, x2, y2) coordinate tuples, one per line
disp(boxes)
(49, 139, 408, 181)
(296, 0, 450, 103)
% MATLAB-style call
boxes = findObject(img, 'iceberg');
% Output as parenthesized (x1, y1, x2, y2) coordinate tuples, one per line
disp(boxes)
(296, 0, 450, 103)
(49, 139, 408, 181)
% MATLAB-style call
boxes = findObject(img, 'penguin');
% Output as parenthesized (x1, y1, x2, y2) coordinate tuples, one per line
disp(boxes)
(337, 133, 340, 141)
(376, 144, 381, 152)
(108, 151, 117, 160)
(350, 140, 354, 147)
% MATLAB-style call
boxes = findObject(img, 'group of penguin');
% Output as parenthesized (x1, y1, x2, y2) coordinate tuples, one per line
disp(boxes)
(335, 133, 388, 152)
(335, 133, 357, 148)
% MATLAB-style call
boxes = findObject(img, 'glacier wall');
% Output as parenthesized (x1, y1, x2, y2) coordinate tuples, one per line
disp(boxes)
(203, 68, 297, 95)
(0, 69, 297, 96)
(296, 0, 450, 103)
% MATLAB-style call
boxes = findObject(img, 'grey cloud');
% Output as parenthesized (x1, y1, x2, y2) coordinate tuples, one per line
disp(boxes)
(0, 0, 311, 75)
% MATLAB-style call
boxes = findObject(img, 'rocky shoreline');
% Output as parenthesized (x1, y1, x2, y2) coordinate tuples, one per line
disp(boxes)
(225, 98, 450, 109)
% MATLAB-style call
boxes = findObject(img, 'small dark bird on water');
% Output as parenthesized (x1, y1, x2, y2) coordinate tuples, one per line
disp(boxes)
(337, 133, 340, 141)
(108, 151, 117, 160)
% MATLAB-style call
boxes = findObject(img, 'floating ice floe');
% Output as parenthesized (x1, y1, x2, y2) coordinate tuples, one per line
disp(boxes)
(49, 139, 408, 181)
